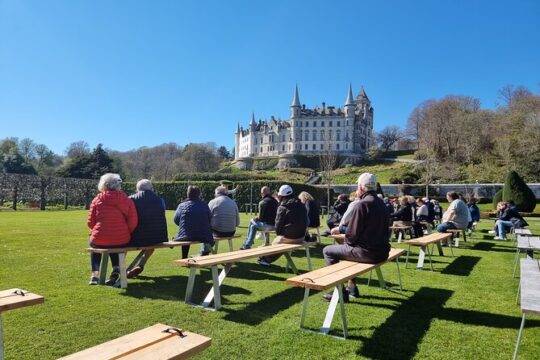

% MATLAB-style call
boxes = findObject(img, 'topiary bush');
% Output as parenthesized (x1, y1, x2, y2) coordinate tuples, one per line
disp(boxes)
(492, 189, 503, 209)
(502, 171, 536, 212)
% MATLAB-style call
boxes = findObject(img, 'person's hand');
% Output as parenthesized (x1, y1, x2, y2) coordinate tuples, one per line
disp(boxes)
(330, 227, 340, 235)
(253, 217, 259, 221)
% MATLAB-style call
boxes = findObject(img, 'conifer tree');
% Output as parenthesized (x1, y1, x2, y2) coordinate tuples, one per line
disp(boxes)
(502, 171, 536, 212)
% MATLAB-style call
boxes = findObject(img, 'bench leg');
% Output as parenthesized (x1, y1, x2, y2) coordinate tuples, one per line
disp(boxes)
(427, 245, 434, 272)
(417, 246, 427, 270)
(448, 239, 454, 257)
(202, 265, 231, 310)
(263, 233, 270, 246)
(185, 267, 197, 305)
(375, 268, 385, 289)
(513, 314, 526, 360)
(300, 288, 310, 328)
(397, 231, 403, 243)
(454, 233, 460, 248)
(98, 253, 109, 285)
(305, 246, 312, 271)
(321, 284, 348, 338)
(126, 250, 145, 272)
(117, 252, 128, 289)
(212, 241, 219, 254)
(516, 282, 521, 305)
(405, 245, 411, 269)
(228, 239, 234, 252)
(436, 242, 444, 256)
(395, 258, 403, 292)
(513, 249, 521, 278)
(284, 252, 299, 274)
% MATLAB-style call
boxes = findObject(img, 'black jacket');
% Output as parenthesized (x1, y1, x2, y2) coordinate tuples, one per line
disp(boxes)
(391, 204, 413, 222)
(345, 191, 390, 262)
(306, 199, 320, 228)
(499, 206, 528, 228)
(275, 197, 307, 239)
(258, 195, 278, 225)
(333, 199, 351, 216)
(129, 190, 168, 246)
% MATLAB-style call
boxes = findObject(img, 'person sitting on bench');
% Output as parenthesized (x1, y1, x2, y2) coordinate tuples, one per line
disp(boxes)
(257, 185, 307, 266)
(240, 186, 278, 250)
(436, 191, 469, 243)
(492, 201, 528, 240)
(173, 186, 214, 257)
(87, 173, 138, 285)
(208, 185, 240, 237)
(322, 172, 390, 301)
(126, 179, 169, 278)
(322, 194, 351, 236)
(299, 191, 320, 242)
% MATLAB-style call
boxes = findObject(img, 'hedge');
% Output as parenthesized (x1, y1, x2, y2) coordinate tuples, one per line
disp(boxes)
(122, 181, 332, 210)
(502, 171, 536, 212)
(173, 172, 279, 182)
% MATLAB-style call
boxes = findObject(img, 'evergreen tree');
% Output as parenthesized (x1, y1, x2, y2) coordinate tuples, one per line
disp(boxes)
(492, 189, 503, 209)
(502, 171, 536, 212)
(57, 144, 122, 179)
(2, 151, 37, 174)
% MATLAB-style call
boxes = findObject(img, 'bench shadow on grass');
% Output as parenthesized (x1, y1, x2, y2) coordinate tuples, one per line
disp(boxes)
(440, 255, 481, 276)
(357, 286, 540, 360)
(471, 241, 515, 253)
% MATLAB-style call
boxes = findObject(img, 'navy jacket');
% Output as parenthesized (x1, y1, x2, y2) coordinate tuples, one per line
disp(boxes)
(173, 199, 214, 244)
(129, 191, 168, 246)
(258, 195, 278, 225)
(275, 197, 307, 239)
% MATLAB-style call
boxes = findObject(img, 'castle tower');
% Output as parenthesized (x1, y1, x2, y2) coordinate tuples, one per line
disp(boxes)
(289, 85, 301, 152)
(234, 122, 241, 159)
(344, 84, 355, 153)
(248, 112, 257, 157)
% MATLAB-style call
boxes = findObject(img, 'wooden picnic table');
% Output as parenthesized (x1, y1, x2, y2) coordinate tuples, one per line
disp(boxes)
(513, 236, 540, 277)
(0, 289, 44, 360)
(513, 259, 540, 360)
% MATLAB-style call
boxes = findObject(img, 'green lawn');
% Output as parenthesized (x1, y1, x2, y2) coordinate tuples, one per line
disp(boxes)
(1, 211, 540, 359)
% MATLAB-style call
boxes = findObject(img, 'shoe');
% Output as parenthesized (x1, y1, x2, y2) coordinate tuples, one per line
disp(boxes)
(488, 230, 496, 234)
(105, 270, 120, 286)
(321, 230, 331, 237)
(199, 251, 210, 256)
(322, 288, 349, 303)
(257, 258, 270, 267)
(494, 236, 506, 241)
(347, 286, 360, 298)
(239, 245, 251, 250)
(88, 276, 99, 285)
(127, 266, 143, 279)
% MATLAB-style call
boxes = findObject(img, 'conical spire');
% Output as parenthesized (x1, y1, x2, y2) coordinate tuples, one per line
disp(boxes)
(249, 112, 256, 126)
(291, 84, 301, 107)
(358, 86, 369, 100)
(236, 121, 241, 133)
(345, 83, 354, 106)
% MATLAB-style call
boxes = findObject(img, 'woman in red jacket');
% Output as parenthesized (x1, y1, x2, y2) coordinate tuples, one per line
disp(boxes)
(87, 173, 138, 285)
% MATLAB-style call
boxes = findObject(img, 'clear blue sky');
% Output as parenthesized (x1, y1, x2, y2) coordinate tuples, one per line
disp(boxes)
(1, 0, 539, 154)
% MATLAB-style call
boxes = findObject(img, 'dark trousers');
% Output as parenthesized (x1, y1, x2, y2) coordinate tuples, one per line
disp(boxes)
(323, 244, 387, 266)
(89, 242, 122, 272)
(212, 230, 236, 237)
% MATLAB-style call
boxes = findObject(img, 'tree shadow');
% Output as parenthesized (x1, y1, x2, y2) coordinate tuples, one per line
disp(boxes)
(440, 256, 481, 276)
(222, 286, 305, 326)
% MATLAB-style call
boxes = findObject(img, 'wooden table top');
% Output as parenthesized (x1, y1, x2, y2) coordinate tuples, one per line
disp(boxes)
(520, 259, 540, 316)
(0, 288, 44, 313)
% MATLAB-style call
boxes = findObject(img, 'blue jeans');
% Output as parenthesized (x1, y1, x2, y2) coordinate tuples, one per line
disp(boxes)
(242, 219, 275, 248)
(436, 222, 457, 233)
(496, 220, 513, 239)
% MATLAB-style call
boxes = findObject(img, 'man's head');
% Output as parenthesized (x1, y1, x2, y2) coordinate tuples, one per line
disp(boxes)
(215, 186, 228, 197)
(446, 191, 459, 202)
(357, 172, 377, 196)
(260, 186, 271, 197)
(136, 179, 153, 192)
(187, 185, 201, 201)
(277, 184, 294, 201)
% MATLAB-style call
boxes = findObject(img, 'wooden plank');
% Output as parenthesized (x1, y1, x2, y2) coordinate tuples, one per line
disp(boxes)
(85, 242, 193, 254)
(517, 236, 540, 251)
(0, 289, 44, 313)
(405, 233, 451, 246)
(515, 229, 533, 236)
(213, 235, 240, 241)
(175, 244, 304, 268)
(59, 324, 211, 360)
(520, 259, 540, 316)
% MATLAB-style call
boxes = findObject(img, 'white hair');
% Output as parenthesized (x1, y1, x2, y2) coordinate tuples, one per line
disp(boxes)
(98, 173, 122, 192)
(357, 172, 377, 191)
(215, 186, 228, 196)
(136, 179, 153, 191)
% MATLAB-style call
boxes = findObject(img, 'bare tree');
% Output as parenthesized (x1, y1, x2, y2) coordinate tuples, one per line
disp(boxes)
(319, 131, 338, 215)
(376, 126, 403, 153)
(65, 141, 90, 158)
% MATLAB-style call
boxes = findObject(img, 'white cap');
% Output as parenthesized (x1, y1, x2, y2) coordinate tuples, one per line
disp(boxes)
(357, 172, 377, 190)
(278, 184, 293, 196)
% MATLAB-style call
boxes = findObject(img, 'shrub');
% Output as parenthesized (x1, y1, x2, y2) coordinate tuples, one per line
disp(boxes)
(502, 171, 536, 212)
(253, 158, 279, 170)
(492, 189, 503, 209)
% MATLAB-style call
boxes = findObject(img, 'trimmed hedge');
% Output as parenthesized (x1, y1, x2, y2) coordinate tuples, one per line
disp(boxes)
(502, 171, 536, 212)
(492, 189, 503, 209)
(173, 172, 278, 181)
(123, 181, 332, 210)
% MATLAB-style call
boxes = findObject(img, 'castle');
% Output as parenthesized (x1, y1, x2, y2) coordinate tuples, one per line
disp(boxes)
(234, 85, 374, 168)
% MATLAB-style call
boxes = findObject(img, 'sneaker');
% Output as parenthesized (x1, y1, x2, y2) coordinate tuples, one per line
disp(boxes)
(488, 230, 496, 234)
(494, 236, 506, 241)
(322, 288, 349, 303)
(347, 286, 360, 298)
(127, 266, 143, 279)
(88, 276, 99, 285)
(257, 258, 271, 267)
(105, 270, 120, 286)
(199, 251, 210, 256)
(239, 245, 251, 250)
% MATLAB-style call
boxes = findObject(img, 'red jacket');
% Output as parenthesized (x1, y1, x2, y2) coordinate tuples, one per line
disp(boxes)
(87, 191, 138, 247)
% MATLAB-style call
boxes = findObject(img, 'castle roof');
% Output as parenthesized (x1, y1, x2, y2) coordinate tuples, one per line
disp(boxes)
(345, 83, 354, 106)
(291, 84, 301, 107)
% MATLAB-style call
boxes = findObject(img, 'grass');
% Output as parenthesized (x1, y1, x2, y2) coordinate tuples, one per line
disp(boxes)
(1, 211, 540, 359)
(332, 162, 408, 184)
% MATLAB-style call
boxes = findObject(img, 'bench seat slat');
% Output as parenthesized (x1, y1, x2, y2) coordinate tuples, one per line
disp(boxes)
(84, 241, 193, 254)
(175, 244, 304, 268)
(521, 259, 540, 316)
(0, 289, 44, 313)
(59, 323, 211, 360)
(405, 233, 451, 246)
(286, 248, 405, 291)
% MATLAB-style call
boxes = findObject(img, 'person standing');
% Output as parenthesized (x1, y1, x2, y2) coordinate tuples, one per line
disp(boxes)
(322, 173, 390, 301)
(126, 179, 168, 278)
(208, 185, 240, 237)
(240, 186, 278, 250)
(258, 185, 307, 266)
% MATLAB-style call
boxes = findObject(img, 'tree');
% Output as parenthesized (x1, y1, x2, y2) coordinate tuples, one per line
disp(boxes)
(65, 141, 90, 158)
(319, 131, 338, 211)
(502, 171, 536, 212)
(217, 146, 231, 160)
(2, 150, 37, 174)
(180, 144, 222, 173)
(57, 144, 122, 179)
(376, 126, 403, 152)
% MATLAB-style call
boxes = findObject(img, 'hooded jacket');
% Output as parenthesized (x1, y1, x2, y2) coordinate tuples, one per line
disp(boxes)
(173, 199, 213, 244)
(87, 191, 138, 246)
(129, 190, 168, 246)
(275, 197, 307, 239)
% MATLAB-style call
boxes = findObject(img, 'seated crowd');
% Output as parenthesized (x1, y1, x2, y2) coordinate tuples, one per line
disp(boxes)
(86, 172, 528, 300)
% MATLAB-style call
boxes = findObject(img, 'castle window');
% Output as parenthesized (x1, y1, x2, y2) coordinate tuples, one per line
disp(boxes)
(328, 130, 333, 140)
(282, 134, 285, 142)
(337, 121, 340, 127)
(329, 121, 333, 127)
(321, 121, 325, 127)
(312, 144, 316, 150)
(346, 144, 348, 150)
(305, 144, 308, 150)
(312, 130, 317, 141)
(282, 145, 285, 151)
(320, 144, 324, 150)
(304, 132, 309, 141)
(336, 143, 340, 150)
(320, 130, 325, 140)
(289, 144, 291, 151)
(313, 121, 317, 127)
(305, 121, 309, 127)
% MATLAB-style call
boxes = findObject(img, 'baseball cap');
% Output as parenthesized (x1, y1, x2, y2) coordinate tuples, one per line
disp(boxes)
(357, 172, 377, 190)
(278, 184, 293, 196)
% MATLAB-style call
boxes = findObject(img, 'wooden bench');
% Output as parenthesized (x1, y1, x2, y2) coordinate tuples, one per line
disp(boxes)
(85, 236, 239, 289)
(513, 236, 540, 278)
(175, 243, 312, 310)
(286, 248, 406, 339)
(389, 225, 413, 243)
(0, 289, 44, 360)
(405, 233, 453, 271)
(513, 259, 540, 360)
(58, 323, 211, 360)
(513, 228, 533, 244)
(446, 228, 468, 247)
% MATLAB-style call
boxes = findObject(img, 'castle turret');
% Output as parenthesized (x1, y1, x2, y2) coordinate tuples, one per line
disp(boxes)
(248, 113, 256, 157)
(234, 122, 241, 159)
(289, 85, 301, 152)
